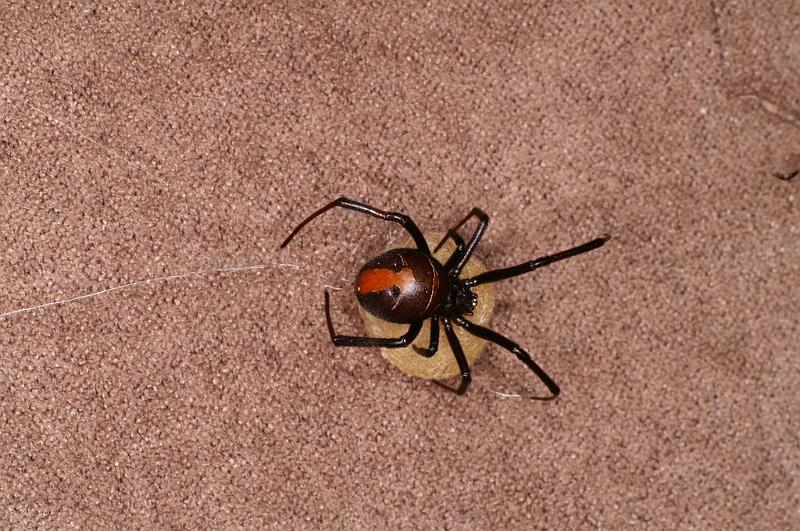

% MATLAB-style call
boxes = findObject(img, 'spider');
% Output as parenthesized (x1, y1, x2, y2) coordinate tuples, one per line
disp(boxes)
(280, 197, 608, 399)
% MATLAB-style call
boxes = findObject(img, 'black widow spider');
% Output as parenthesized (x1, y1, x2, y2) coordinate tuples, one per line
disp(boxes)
(280, 197, 608, 399)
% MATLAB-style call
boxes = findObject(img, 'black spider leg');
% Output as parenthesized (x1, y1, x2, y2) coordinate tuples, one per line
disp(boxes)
(412, 231, 465, 358)
(454, 316, 559, 400)
(431, 318, 472, 395)
(412, 316, 440, 357)
(439, 229, 465, 271)
(774, 169, 798, 181)
(463, 236, 609, 287)
(433, 208, 489, 277)
(280, 196, 431, 254)
(324, 290, 422, 347)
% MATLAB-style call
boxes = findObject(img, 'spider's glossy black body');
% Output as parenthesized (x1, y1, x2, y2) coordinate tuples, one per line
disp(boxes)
(354, 248, 449, 323)
(280, 197, 608, 398)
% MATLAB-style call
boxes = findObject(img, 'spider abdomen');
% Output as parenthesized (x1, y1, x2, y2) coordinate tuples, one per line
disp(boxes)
(355, 248, 448, 323)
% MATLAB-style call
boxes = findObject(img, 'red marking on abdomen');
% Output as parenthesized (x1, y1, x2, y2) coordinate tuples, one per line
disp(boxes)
(356, 267, 414, 294)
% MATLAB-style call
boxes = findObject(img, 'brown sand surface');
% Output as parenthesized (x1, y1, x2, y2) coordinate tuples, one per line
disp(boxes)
(1, 2, 798, 528)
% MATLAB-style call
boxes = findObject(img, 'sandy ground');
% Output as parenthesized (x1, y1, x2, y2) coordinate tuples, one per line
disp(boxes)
(1, 2, 798, 528)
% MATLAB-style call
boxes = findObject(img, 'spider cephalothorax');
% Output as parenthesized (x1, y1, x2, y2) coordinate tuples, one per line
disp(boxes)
(281, 197, 608, 398)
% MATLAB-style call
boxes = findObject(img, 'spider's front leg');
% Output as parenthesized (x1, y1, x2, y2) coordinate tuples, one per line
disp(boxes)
(463, 236, 609, 287)
(454, 316, 559, 400)
(324, 290, 422, 347)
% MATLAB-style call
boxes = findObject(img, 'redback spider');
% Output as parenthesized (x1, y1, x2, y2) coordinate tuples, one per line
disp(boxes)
(280, 197, 608, 399)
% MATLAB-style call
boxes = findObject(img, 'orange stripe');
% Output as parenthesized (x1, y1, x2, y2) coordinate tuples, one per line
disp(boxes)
(356, 267, 414, 294)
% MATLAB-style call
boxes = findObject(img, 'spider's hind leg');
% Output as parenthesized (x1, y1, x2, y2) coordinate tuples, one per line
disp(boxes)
(324, 290, 422, 347)
(281, 196, 431, 254)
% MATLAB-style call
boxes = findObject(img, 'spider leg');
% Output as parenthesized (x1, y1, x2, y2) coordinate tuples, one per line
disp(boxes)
(432, 317, 472, 395)
(433, 228, 464, 253)
(436, 208, 489, 278)
(437, 230, 465, 270)
(280, 196, 430, 254)
(324, 290, 422, 347)
(463, 236, 609, 287)
(413, 316, 440, 358)
(454, 316, 559, 400)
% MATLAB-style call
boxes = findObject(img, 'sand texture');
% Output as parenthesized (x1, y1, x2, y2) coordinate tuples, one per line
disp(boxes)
(1, 2, 798, 528)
